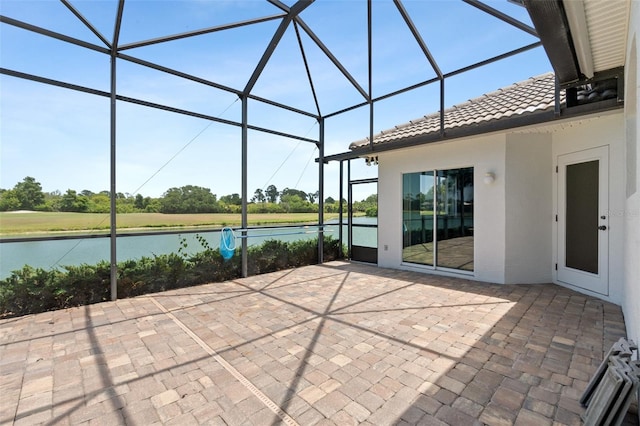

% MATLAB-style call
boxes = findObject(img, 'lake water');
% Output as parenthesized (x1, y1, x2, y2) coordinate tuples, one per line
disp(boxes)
(0, 219, 377, 279)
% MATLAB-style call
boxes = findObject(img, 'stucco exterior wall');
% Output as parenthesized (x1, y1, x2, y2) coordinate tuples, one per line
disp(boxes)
(504, 133, 553, 284)
(369, 3, 639, 341)
(376, 110, 625, 296)
(623, 0, 640, 346)
(550, 113, 626, 304)
(377, 134, 508, 284)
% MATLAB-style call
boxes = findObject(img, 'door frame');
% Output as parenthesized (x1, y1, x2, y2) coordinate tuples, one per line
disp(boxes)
(348, 177, 378, 263)
(556, 145, 609, 295)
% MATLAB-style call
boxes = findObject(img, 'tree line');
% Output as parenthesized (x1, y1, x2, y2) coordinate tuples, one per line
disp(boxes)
(0, 177, 378, 215)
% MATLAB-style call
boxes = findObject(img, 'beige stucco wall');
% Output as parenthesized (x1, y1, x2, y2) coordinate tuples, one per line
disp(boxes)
(504, 133, 553, 284)
(623, 0, 639, 346)
(376, 110, 625, 297)
(377, 134, 508, 284)
(372, 3, 639, 339)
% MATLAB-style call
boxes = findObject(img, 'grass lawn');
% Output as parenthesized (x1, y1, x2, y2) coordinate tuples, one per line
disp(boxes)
(0, 212, 339, 237)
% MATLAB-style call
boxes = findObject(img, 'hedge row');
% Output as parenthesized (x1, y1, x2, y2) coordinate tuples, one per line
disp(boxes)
(0, 236, 344, 318)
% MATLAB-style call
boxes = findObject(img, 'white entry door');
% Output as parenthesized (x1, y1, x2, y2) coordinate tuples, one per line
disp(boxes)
(557, 146, 609, 295)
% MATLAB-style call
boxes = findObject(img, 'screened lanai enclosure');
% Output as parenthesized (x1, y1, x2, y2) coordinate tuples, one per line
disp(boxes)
(1, 0, 554, 300)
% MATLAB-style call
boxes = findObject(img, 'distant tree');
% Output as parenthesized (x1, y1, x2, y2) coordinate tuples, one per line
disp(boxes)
(220, 193, 241, 206)
(160, 185, 219, 213)
(116, 200, 136, 213)
(353, 193, 378, 214)
(251, 188, 266, 203)
(134, 194, 146, 210)
(80, 190, 94, 197)
(41, 190, 62, 212)
(323, 196, 345, 213)
(59, 189, 89, 212)
(247, 202, 285, 214)
(265, 185, 279, 203)
(13, 176, 45, 210)
(0, 189, 20, 211)
(88, 193, 110, 213)
(280, 194, 317, 213)
(144, 198, 161, 213)
(281, 187, 308, 201)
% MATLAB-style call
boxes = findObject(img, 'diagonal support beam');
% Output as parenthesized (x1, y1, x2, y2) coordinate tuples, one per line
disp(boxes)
(293, 21, 321, 117)
(295, 18, 369, 101)
(244, 0, 314, 95)
(267, 0, 291, 13)
(112, 1, 124, 48)
(118, 14, 285, 51)
(463, 0, 538, 37)
(0, 15, 109, 54)
(394, 0, 443, 79)
(61, 0, 111, 48)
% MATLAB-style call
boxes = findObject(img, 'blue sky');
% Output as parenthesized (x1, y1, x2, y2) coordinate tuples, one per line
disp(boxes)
(0, 0, 552, 201)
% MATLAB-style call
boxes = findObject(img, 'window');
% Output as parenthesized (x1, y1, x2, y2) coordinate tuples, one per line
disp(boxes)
(402, 167, 474, 271)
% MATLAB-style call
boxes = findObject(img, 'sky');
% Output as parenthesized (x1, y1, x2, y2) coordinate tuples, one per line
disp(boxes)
(0, 0, 553, 202)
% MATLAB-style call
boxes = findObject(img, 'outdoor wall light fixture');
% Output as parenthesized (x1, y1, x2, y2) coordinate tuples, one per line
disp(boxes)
(484, 172, 496, 184)
(365, 156, 379, 166)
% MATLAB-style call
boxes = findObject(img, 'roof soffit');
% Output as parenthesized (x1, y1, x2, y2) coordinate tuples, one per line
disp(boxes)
(543, 0, 630, 83)
(581, 0, 630, 72)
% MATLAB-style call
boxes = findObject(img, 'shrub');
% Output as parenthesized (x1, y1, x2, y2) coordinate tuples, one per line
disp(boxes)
(0, 266, 63, 316)
(0, 236, 345, 318)
(59, 262, 111, 305)
(249, 240, 290, 274)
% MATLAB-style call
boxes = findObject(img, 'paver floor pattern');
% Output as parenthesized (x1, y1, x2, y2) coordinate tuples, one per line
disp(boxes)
(0, 261, 633, 425)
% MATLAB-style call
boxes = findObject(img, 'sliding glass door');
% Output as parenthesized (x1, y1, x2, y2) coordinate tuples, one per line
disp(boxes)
(403, 172, 435, 266)
(402, 167, 474, 271)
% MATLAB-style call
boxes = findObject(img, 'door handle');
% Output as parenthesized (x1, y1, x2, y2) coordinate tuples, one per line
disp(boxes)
(598, 225, 607, 231)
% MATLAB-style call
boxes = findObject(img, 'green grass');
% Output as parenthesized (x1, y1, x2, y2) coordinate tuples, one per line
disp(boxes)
(0, 212, 339, 237)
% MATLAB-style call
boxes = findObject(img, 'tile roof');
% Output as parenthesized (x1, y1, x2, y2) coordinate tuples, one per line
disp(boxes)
(349, 73, 561, 150)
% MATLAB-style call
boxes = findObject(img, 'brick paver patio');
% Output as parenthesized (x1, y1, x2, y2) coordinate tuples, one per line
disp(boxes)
(0, 261, 636, 425)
